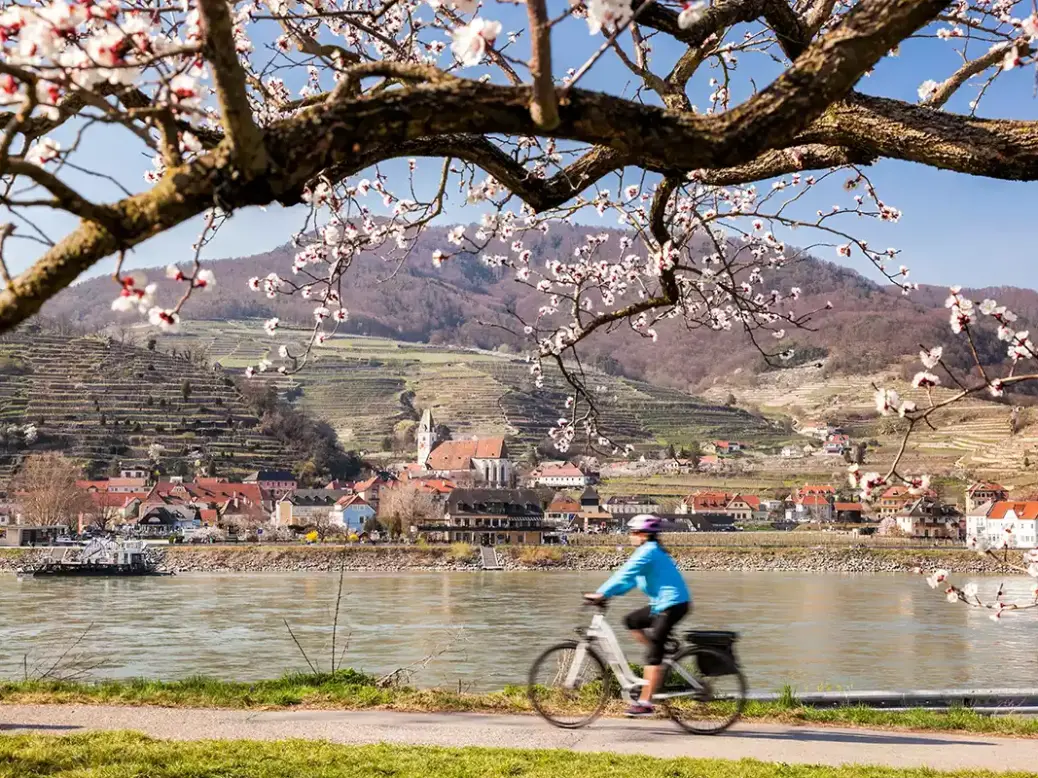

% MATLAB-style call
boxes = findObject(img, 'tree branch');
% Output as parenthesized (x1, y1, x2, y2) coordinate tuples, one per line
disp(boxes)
(526, 0, 560, 130)
(198, 0, 268, 176)
(925, 42, 1018, 109)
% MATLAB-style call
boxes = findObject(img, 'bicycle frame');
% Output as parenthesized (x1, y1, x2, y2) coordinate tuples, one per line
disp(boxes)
(565, 610, 704, 700)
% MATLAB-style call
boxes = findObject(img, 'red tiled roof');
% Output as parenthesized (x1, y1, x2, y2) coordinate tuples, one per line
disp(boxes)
(834, 502, 864, 512)
(987, 501, 1038, 520)
(426, 437, 506, 471)
(698, 455, 720, 465)
(335, 494, 371, 509)
(880, 485, 937, 501)
(199, 509, 219, 524)
(799, 484, 835, 495)
(969, 481, 1006, 494)
(799, 495, 830, 506)
(149, 481, 266, 506)
(548, 496, 581, 512)
(536, 463, 585, 478)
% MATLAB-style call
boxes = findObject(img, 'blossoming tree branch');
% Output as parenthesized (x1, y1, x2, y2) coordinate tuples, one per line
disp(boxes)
(3, 1, 1038, 545)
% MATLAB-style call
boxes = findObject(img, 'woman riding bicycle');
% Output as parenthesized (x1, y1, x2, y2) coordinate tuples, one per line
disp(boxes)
(584, 514, 690, 717)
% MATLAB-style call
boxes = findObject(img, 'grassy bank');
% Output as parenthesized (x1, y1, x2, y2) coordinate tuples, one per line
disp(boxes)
(1, 672, 1036, 737)
(0, 732, 1032, 778)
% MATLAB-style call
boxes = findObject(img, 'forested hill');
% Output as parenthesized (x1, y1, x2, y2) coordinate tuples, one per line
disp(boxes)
(42, 223, 1035, 393)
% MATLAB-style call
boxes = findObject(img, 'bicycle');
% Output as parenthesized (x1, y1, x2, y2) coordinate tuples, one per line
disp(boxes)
(527, 599, 747, 734)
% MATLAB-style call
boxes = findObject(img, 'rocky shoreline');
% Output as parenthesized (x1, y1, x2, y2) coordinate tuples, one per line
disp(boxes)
(0, 545, 1025, 576)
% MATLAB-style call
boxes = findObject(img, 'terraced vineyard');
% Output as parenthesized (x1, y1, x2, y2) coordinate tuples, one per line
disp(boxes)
(701, 362, 1030, 478)
(0, 330, 302, 479)
(146, 321, 782, 452)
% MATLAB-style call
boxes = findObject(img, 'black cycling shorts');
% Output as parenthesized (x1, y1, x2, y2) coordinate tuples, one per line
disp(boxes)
(624, 601, 690, 666)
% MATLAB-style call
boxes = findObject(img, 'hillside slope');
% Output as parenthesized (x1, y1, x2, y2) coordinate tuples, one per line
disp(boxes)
(144, 322, 782, 453)
(0, 329, 322, 480)
(43, 224, 1035, 393)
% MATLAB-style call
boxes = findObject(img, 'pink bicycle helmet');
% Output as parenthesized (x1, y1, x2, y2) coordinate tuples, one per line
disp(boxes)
(627, 514, 662, 533)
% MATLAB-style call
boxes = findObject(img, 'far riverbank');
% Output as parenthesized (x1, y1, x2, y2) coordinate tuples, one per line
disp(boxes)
(0, 544, 1025, 575)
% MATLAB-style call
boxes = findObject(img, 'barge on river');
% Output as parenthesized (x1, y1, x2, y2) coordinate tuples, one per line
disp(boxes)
(19, 538, 172, 578)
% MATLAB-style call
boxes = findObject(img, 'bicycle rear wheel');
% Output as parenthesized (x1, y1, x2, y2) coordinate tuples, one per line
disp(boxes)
(660, 646, 746, 735)
(527, 640, 612, 729)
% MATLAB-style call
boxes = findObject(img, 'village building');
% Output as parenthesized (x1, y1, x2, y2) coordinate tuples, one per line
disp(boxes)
(418, 488, 550, 545)
(274, 489, 354, 527)
(78, 477, 150, 494)
(661, 458, 697, 474)
(833, 502, 867, 522)
(876, 485, 938, 517)
(352, 472, 397, 511)
(677, 491, 762, 522)
(895, 498, 963, 540)
(136, 505, 200, 537)
(707, 440, 744, 456)
(416, 410, 514, 488)
(966, 501, 1038, 549)
(697, 454, 722, 471)
(545, 494, 581, 527)
(529, 461, 589, 489)
(331, 494, 376, 533)
(966, 481, 1008, 512)
(604, 495, 662, 516)
(788, 494, 833, 523)
(823, 434, 851, 455)
(243, 469, 297, 499)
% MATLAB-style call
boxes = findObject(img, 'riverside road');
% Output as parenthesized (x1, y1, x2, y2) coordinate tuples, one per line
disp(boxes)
(0, 705, 1034, 772)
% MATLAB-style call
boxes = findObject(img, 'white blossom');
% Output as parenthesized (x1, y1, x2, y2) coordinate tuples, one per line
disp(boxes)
(450, 17, 501, 67)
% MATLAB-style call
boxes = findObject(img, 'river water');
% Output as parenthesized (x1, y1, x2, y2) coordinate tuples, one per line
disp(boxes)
(2, 571, 1036, 692)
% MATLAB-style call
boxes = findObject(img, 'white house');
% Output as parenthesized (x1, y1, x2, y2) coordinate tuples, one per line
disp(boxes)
(531, 462, 589, 488)
(966, 501, 1038, 549)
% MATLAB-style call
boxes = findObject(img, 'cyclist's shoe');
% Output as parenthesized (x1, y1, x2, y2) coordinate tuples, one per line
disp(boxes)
(624, 702, 655, 717)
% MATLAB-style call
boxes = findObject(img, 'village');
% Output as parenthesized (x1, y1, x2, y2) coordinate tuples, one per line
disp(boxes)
(0, 408, 1034, 553)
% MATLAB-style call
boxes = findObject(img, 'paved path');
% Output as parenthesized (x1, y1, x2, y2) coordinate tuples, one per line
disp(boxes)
(0, 705, 1035, 772)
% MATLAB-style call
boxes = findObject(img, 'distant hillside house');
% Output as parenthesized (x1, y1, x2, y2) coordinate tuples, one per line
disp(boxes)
(418, 488, 550, 545)
(605, 495, 662, 516)
(416, 410, 514, 488)
(530, 462, 589, 489)
(244, 470, 297, 499)
(708, 440, 743, 456)
(966, 501, 1038, 549)
(824, 434, 851, 455)
(966, 482, 1008, 513)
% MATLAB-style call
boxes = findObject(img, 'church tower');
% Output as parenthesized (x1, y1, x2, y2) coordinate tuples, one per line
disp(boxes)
(417, 409, 435, 467)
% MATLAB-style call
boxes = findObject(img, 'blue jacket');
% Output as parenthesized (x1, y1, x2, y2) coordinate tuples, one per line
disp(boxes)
(596, 541, 690, 613)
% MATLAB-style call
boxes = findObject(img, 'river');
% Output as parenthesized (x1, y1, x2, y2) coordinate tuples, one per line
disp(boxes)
(2, 571, 1036, 692)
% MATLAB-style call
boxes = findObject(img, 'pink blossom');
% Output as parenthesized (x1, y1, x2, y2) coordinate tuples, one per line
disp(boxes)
(912, 371, 940, 389)
(147, 307, 180, 332)
(263, 317, 279, 336)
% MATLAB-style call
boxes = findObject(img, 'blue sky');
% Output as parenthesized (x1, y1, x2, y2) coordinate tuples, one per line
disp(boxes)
(10, 5, 1038, 292)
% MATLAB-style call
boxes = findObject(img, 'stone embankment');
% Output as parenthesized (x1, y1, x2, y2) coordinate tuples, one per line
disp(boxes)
(0, 545, 1024, 576)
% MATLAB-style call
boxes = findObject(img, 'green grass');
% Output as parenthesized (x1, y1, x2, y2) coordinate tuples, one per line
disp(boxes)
(0, 733, 1034, 778)
(1, 673, 1037, 738)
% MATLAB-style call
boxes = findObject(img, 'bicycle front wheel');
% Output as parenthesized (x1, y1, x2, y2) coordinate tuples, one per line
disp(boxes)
(661, 646, 747, 735)
(527, 640, 612, 729)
